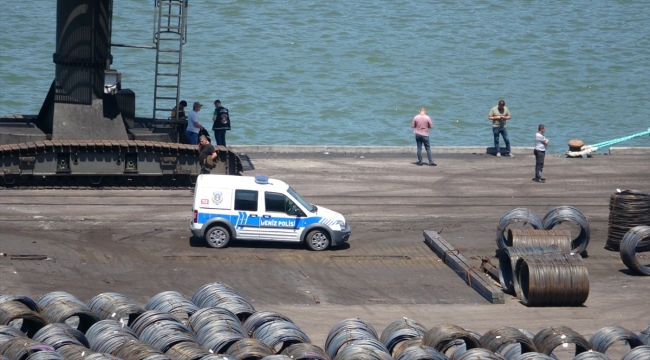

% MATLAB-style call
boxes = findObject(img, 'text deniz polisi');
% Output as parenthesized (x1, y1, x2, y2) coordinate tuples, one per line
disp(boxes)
(261, 219, 295, 227)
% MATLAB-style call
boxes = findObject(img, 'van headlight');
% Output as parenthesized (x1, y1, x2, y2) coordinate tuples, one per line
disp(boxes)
(335, 220, 346, 229)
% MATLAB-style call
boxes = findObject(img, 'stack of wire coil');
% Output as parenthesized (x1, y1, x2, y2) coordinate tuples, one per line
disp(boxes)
(622, 345, 650, 360)
(533, 326, 591, 357)
(191, 307, 248, 354)
(422, 324, 481, 356)
(588, 326, 645, 356)
(165, 341, 214, 360)
(620, 225, 650, 276)
(542, 206, 590, 254)
(497, 245, 564, 295)
(379, 318, 428, 356)
(639, 325, 650, 345)
(138, 318, 195, 353)
(496, 208, 544, 250)
(393, 338, 425, 358)
(56, 344, 116, 360)
(0, 325, 26, 347)
(243, 312, 294, 337)
(191, 283, 256, 321)
(33, 323, 90, 350)
(0, 297, 46, 336)
(394, 344, 447, 360)
(0, 337, 55, 360)
(145, 291, 199, 320)
(605, 190, 650, 251)
(87, 293, 146, 327)
(252, 319, 310, 353)
(37, 292, 100, 333)
(85, 320, 138, 354)
(224, 338, 275, 360)
(325, 318, 390, 360)
(280, 343, 329, 360)
(571, 352, 612, 360)
(479, 326, 537, 358)
(111, 340, 168, 360)
(451, 348, 504, 359)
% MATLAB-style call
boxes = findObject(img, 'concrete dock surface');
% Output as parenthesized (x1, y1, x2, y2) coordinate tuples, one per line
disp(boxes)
(1, 150, 649, 357)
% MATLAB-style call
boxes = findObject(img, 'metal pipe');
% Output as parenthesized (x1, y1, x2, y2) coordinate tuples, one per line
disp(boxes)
(620, 225, 650, 276)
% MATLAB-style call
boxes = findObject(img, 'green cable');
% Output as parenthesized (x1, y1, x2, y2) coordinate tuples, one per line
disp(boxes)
(590, 128, 650, 148)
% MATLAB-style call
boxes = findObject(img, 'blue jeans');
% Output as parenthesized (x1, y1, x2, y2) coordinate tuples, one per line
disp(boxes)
(415, 134, 433, 164)
(213, 129, 227, 146)
(185, 130, 199, 145)
(493, 127, 510, 155)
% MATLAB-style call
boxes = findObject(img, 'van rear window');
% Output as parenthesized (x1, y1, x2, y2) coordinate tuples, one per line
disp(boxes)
(234, 190, 258, 211)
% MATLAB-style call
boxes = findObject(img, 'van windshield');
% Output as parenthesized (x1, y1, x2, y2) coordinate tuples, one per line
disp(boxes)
(287, 187, 315, 212)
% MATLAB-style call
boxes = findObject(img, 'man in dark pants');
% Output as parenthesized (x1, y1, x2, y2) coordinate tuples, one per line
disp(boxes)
(533, 124, 549, 183)
(488, 100, 513, 157)
(212, 100, 231, 146)
(198, 135, 217, 174)
(411, 107, 436, 166)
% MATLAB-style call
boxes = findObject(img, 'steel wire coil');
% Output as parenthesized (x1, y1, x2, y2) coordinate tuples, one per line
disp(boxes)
(24, 350, 65, 360)
(243, 312, 293, 336)
(332, 339, 392, 360)
(325, 329, 380, 359)
(572, 351, 611, 359)
(394, 338, 424, 359)
(622, 345, 650, 360)
(281, 343, 329, 360)
(195, 326, 246, 354)
(620, 226, 650, 276)
(394, 345, 448, 360)
(496, 208, 544, 249)
(542, 206, 590, 254)
(588, 326, 645, 355)
(0, 301, 47, 337)
(33, 323, 89, 349)
(199, 355, 237, 360)
(479, 326, 537, 357)
(191, 284, 243, 308)
(224, 338, 274, 360)
(506, 229, 572, 252)
(56, 344, 100, 360)
(447, 331, 481, 360)
(0, 337, 55, 360)
(261, 356, 292, 360)
(533, 326, 590, 356)
(379, 318, 428, 355)
(131, 311, 183, 337)
(639, 326, 650, 345)
(37, 293, 100, 333)
(139, 320, 195, 353)
(0, 325, 26, 346)
(200, 298, 255, 322)
(112, 340, 168, 360)
(511, 352, 554, 360)
(324, 318, 379, 358)
(450, 348, 505, 360)
(514, 253, 589, 306)
(189, 308, 246, 336)
(497, 245, 563, 295)
(605, 190, 650, 251)
(145, 292, 199, 319)
(0, 295, 40, 313)
(165, 341, 212, 360)
(252, 320, 310, 351)
(422, 324, 481, 354)
(87, 293, 146, 327)
(86, 320, 138, 354)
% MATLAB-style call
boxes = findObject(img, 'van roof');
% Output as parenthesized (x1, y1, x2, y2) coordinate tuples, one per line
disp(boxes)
(196, 174, 289, 190)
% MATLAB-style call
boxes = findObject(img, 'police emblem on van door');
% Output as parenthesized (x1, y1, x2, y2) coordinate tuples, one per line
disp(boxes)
(212, 191, 223, 205)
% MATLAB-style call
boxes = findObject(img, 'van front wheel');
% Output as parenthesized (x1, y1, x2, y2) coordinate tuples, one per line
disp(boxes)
(306, 229, 330, 251)
(206, 225, 230, 248)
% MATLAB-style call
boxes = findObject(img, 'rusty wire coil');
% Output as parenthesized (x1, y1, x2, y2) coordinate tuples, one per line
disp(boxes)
(620, 225, 650, 276)
(605, 190, 650, 251)
(0, 325, 25, 346)
(394, 344, 447, 360)
(86, 320, 138, 354)
(393, 337, 423, 359)
(622, 345, 650, 360)
(542, 206, 590, 254)
(112, 340, 168, 360)
(37, 292, 100, 333)
(139, 320, 195, 353)
(0, 300, 47, 337)
(450, 348, 504, 360)
(224, 338, 275, 360)
(640, 326, 650, 345)
(514, 253, 589, 306)
(533, 326, 590, 357)
(572, 351, 612, 359)
(87, 293, 146, 327)
(33, 323, 89, 350)
(253, 320, 310, 352)
(496, 208, 544, 249)
(588, 326, 645, 354)
(281, 343, 329, 360)
(422, 324, 481, 355)
(506, 229, 572, 251)
(145, 291, 199, 319)
(131, 310, 184, 337)
(165, 341, 212, 360)
(333, 339, 392, 360)
(0, 295, 40, 312)
(479, 326, 537, 357)
(243, 312, 294, 337)
(0, 337, 55, 360)
(497, 245, 563, 295)
(379, 318, 428, 355)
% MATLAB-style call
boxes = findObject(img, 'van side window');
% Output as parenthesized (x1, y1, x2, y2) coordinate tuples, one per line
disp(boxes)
(234, 190, 258, 211)
(265, 192, 298, 215)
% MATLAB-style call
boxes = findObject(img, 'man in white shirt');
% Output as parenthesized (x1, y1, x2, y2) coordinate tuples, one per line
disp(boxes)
(533, 124, 549, 183)
(186, 102, 205, 145)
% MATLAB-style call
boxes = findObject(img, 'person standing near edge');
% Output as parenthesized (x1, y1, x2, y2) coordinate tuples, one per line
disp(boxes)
(198, 135, 217, 174)
(212, 100, 231, 146)
(186, 102, 205, 145)
(533, 124, 549, 183)
(411, 107, 436, 166)
(488, 99, 513, 157)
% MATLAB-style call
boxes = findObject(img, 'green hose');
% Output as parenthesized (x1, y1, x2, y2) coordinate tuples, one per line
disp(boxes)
(590, 128, 650, 148)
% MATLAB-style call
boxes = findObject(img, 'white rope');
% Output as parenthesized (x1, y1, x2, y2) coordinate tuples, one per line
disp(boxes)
(565, 145, 598, 157)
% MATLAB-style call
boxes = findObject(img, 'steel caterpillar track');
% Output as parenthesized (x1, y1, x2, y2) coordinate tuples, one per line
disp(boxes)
(0, 140, 242, 189)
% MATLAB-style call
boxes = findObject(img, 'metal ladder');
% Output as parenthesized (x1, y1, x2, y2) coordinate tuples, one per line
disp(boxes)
(152, 0, 188, 120)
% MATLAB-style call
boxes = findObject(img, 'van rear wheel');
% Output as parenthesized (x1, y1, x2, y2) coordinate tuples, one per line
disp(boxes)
(206, 225, 230, 248)
(306, 229, 330, 251)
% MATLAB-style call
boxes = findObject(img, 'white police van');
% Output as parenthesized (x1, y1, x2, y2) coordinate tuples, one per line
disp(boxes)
(190, 174, 351, 250)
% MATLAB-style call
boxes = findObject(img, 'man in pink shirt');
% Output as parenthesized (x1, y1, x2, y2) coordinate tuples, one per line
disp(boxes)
(411, 107, 436, 166)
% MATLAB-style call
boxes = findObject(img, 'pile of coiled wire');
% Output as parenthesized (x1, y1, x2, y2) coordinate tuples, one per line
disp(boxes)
(33, 323, 90, 350)
(243, 312, 294, 337)
(252, 320, 310, 352)
(506, 229, 572, 251)
(56, 344, 116, 360)
(0, 295, 40, 312)
(394, 344, 447, 360)
(542, 206, 590, 254)
(620, 225, 650, 276)
(422, 324, 481, 355)
(0, 298, 47, 336)
(0, 337, 55, 359)
(145, 291, 199, 318)
(379, 318, 428, 355)
(139, 319, 195, 353)
(189, 307, 247, 354)
(165, 341, 214, 360)
(87, 293, 146, 327)
(85, 320, 138, 354)
(605, 190, 650, 251)
(131, 310, 184, 337)
(324, 318, 383, 359)
(451, 348, 504, 360)
(0, 325, 25, 346)
(497, 245, 563, 295)
(640, 325, 650, 345)
(111, 340, 168, 360)
(496, 208, 544, 249)
(333, 338, 393, 360)
(533, 326, 591, 357)
(622, 345, 650, 360)
(571, 351, 612, 360)
(588, 326, 645, 355)
(514, 253, 589, 306)
(478, 326, 537, 358)
(280, 343, 329, 360)
(224, 338, 275, 360)
(37, 292, 100, 333)
(191, 283, 256, 321)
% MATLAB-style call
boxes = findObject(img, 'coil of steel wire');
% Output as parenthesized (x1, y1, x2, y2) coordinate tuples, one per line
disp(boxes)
(139, 320, 195, 353)
(203, 298, 256, 322)
(0, 300, 47, 337)
(447, 329, 481, 360)
(25, 350, 66, 360)
(506, 229, 572, 252)
(324, 318, 379, 358)
(86, 320, 138, 354)
(0, 295, 40, 312)
(145, 291, 199, 319)
(195, 324, 246, 354)
(479, 326, 537, 357)
(512, 352, 554, 360)
(620, 225, 650, 276)
(261, 356, 292, 360)
(56, 344, 100, 360)
(281, 343, 329, 360)
(379, 318, 428, 355)
(112, 340, 168, 360)
(450, 348, 504, 360)
(622, 345, 650, 360)
(224, 338, 275, 360)
(393, 338, 424, 359)
(243, 312, 294, 336)
(37, 292, 100, 333)
(605, 190, 650, 251)
(514, 253, 589, 306)
(0, 325, 25, 347)
(394, 344, 448, 360)
(131, 310, 184, 337)
(188, 307, 242, 334)
(588, 326, 644, 354)
(33, 323, 90, 349)
(332, 339, 392, 360)
(542, 206, 590, 254)
(165, 341, 213, 360)
(572, 351, 612, 359)
(191, 283, 243, 308)
(497, 245, 563, 295)
(200, 355, 237, 360)
(533, 326, 590, 356)
(496, 208, 544, 249)
(87, 293, 146, 327)
(422, 324, 481, 354)
(0, 337, 55, 360)
(253, 320, 310, 351)
(640, 325, 650, 345)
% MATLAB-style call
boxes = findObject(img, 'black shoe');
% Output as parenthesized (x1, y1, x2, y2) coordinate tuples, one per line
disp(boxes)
(540, 177, 546, 181)
(532, 178, 545, 183)
(414, 162, 423, 166)
(429, 162, 437, 166)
